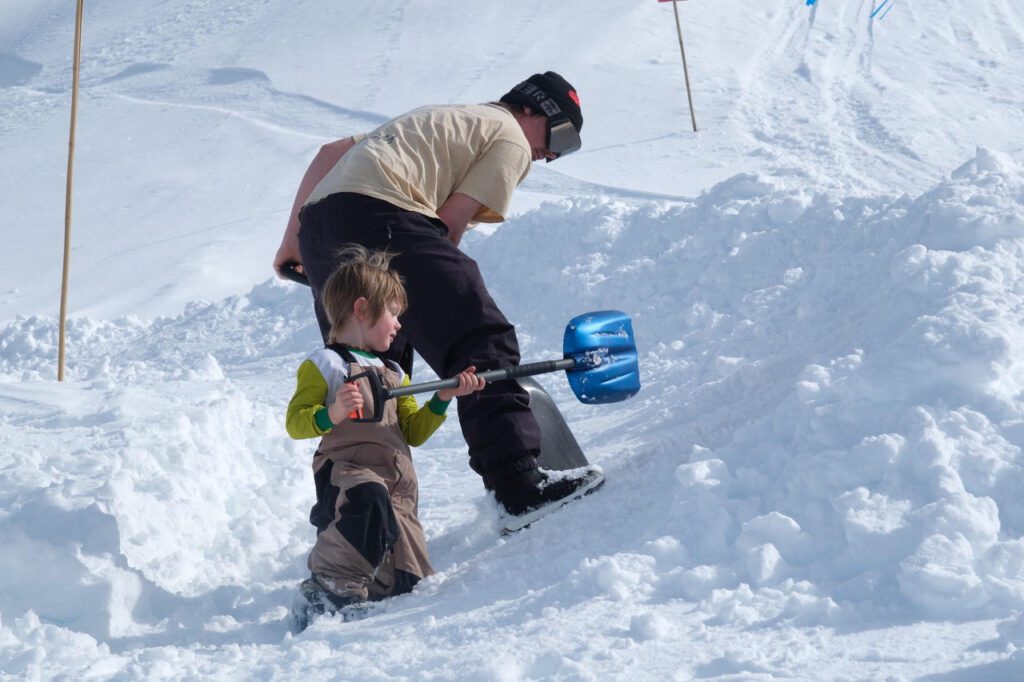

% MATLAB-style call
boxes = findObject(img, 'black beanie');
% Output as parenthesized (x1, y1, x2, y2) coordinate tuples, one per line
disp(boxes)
(500, 71, 583, 133)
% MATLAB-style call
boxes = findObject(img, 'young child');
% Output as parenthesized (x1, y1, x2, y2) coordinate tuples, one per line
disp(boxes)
(286, 246, 484, 616)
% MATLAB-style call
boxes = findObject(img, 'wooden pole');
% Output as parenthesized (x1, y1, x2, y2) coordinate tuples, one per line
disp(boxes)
(671, 0, 698, 132)
(59, 0, 85, 382)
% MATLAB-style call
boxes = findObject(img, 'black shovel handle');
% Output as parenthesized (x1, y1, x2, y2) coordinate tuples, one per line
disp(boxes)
(386, 358, 577, 399)
(348, 358, 578, 423)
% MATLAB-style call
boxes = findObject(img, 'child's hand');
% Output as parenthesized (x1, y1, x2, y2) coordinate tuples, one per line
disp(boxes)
(438, 366, 486, 401)
(328, 382, 364, 424)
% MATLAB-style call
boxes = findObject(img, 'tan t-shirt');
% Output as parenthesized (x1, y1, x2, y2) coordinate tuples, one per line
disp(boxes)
(305, 103, 531, 226)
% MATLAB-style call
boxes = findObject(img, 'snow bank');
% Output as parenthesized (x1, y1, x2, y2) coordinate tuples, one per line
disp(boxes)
(471, 146, 1024, 622)
(0, 281, 321, 649)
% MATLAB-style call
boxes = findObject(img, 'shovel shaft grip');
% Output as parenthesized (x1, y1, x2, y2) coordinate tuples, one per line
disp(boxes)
(491, 358, 576, 381)
(386, 358, 577, 399)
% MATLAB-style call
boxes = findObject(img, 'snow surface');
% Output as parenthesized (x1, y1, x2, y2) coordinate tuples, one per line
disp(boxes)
(3, 0, 1024, 679)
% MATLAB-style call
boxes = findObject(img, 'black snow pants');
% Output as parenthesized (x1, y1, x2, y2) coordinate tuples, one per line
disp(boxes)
(297, 192, 541, 486)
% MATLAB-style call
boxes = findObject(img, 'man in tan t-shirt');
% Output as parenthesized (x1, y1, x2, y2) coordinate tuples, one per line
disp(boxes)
(274, 72, 599, 524)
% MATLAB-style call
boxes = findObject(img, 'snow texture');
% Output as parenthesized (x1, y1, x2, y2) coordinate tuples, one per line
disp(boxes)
(3, 0, 1024, 679)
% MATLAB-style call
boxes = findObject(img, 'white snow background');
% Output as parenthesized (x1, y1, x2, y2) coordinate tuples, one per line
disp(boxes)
(3, 0, 1024, 679)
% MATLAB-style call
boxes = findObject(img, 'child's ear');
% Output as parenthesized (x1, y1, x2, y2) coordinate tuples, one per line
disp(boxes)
(353, 297, 369, 321)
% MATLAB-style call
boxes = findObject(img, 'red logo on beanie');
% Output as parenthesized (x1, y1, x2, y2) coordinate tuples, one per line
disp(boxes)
(568, 90, 580, 107)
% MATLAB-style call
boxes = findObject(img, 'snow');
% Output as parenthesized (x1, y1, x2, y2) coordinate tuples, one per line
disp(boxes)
(3, 0, 1024, 678)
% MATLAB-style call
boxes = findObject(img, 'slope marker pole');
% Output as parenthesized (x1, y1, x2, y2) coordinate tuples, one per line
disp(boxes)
(59, 0, 85, 382)
(662, 0, 698, 132)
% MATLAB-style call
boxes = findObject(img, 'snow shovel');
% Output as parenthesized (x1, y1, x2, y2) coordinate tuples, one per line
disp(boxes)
(346, 310, 639, 475)
(346, 310, 640, 423)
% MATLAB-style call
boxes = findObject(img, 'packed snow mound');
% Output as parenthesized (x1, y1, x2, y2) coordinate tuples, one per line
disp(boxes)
(473, 146, 1024, 620)
(3, 149, 1024, 675)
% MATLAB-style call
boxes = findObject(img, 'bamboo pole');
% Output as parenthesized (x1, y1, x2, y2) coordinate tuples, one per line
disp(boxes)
(670, 0, 698, 132)
(59, 0, 85, 382)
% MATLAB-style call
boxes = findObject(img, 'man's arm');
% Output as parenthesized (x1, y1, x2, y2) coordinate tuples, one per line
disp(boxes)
(273, 136, 358, 277)
(436, 192, 484, 247)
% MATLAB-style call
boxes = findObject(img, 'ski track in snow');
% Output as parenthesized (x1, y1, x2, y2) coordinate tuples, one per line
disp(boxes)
(4, 0, 1024, 678)
(735, 1, 914, 195)
(90, 63, 390, 142)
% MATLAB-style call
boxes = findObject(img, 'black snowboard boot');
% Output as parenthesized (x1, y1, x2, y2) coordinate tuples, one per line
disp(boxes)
(493, 466, 604, 533)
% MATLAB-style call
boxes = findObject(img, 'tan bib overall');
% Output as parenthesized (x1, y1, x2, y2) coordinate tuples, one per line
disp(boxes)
(307, 354, 434, 601)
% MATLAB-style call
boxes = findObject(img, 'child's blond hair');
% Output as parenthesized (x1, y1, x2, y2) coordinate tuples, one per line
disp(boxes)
(321, 246, 408, 343)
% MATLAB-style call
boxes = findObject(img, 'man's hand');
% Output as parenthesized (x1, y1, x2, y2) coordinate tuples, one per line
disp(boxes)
(437, 193, 483, 247)
(273, 238, 303, 277)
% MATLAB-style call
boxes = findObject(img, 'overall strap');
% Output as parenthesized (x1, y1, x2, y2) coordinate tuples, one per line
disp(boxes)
(326, 342, 359, 364)
(326, 343, 396, 375)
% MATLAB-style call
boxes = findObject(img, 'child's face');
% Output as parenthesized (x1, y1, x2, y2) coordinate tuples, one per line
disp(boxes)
(362, 300, 403, 352)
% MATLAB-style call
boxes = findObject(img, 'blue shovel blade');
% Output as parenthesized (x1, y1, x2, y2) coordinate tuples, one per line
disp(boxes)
(563, 310, 641, 404)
